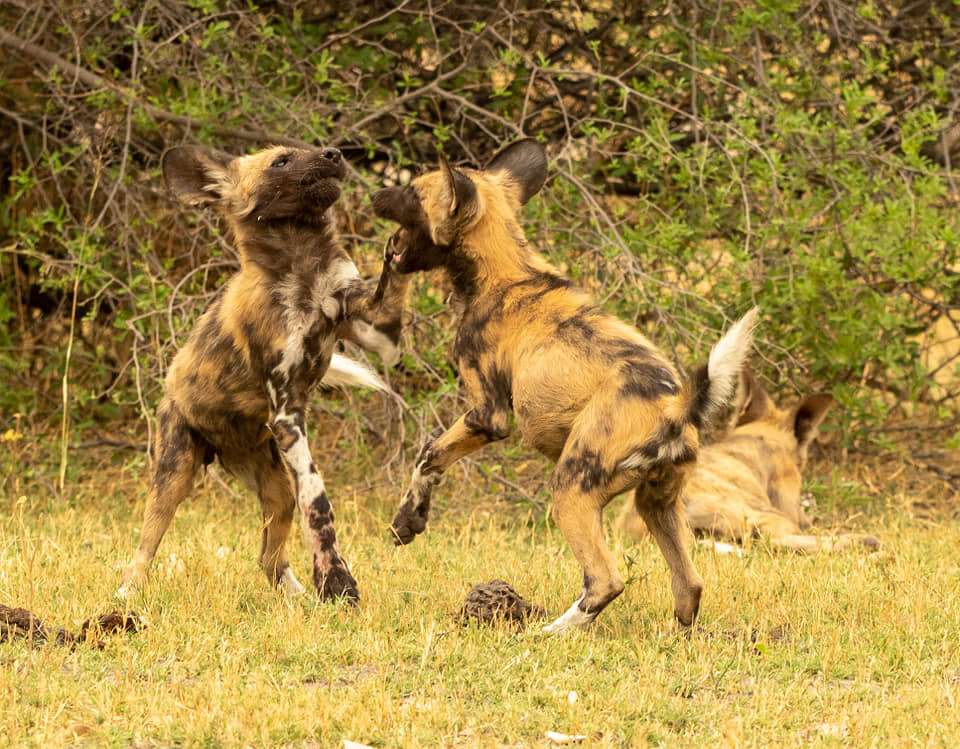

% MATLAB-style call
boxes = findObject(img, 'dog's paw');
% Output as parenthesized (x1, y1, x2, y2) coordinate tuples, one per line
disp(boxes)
(278, 567, 307, 596)
(115, 572, 144, 600)
(390, 502, 428, 545)
(315, 565, 359, 605)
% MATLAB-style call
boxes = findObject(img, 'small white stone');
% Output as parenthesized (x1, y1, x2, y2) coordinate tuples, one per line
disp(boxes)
(545, 731, 587, 744)
(567, 691, 578, 705)
(816, 722, 847, 739)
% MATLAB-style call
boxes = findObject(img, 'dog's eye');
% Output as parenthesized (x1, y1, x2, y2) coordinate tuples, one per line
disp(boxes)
(271, 155, 290, 168)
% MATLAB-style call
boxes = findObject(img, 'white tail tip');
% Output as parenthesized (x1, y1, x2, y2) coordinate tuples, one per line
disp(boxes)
(706, 307, 759, 409)
(322, 353, 392, 393)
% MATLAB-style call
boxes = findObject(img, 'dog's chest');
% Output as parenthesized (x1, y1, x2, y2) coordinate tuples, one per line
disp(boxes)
(273, 257, 361, 382)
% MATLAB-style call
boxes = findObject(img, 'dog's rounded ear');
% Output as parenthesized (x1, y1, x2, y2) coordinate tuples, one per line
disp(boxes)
(438, 151, 477, 217)
(737, 369, 774, 425)
(485, 138, 547, 204)
(372, 186, 416, 224)
(161, 146, 231, 206)
(792, 393, 835, 450)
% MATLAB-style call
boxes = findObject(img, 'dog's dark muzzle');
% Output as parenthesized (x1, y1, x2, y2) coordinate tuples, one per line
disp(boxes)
(302, 148, 345, 182)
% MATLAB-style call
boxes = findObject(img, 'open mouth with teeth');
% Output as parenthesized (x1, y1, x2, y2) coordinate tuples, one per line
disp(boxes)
(386, 233, 406, 267)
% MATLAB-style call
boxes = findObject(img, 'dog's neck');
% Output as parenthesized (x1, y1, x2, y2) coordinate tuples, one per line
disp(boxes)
(232, 215, 338, 278)
(453, 219, 556, 301)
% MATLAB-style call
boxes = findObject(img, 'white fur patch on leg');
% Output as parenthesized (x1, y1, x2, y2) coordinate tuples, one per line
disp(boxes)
(542, 596, 595, 635)
(279, 567, 306, 596)
(406, 461, 438, 508)
(275, 425, 329, 552)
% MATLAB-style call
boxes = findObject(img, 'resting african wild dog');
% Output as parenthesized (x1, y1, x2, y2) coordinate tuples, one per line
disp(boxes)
(118, 144, 407, 603)
(372, 139, 757, 632)
(620, 370, 881, 553)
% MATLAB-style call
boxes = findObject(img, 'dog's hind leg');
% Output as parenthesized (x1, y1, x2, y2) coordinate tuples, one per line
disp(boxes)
(118, 402, 202, 597)
(769, 532, 881, 553)
(542, 429, 643, 634)
(251, 444, 303, 595)
(542, 485, 627, 634)
(634, 464, 704, 627)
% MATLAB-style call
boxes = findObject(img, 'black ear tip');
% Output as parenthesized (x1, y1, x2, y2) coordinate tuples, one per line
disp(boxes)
(160, 145, 200, 178)
(520, 137, 547, 155)
(487, 138, 547, 167)
(486, 137, 548, 204)
(816, 393, 837, 413)
(160, 146, 183, 170)
(801, 392, 836, 412)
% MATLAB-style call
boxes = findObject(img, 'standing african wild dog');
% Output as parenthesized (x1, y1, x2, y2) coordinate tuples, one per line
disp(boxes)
(118, 143, 407, 603)
(372, 139, 757, 632)
(620, 370, 881, 553)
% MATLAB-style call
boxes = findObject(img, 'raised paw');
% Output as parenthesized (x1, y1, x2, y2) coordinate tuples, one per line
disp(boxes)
(315, 562, 359, 605)
(390, 500, 429, 545)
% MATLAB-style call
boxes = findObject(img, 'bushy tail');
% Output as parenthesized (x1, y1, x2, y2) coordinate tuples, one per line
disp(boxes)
(687, 308, 758, 429)
(321, 353, 391, 393)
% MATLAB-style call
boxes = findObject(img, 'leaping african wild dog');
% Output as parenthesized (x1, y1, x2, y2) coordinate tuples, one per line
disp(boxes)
(118, 144, 408, 603)
(372, 138, 757, 632)
(620, 370, 880, 554)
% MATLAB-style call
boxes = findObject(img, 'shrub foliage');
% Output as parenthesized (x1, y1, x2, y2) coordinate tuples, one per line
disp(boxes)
(1, 1, 958, 450)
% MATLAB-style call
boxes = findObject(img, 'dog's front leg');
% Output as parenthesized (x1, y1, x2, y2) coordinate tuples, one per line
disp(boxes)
(268, 381, 359, 603)
(391, 407, 509, 545)
(341, 258, 410, 366)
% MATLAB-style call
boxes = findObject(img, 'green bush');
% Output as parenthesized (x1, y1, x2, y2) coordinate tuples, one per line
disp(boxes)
(1, 1, 957, 449)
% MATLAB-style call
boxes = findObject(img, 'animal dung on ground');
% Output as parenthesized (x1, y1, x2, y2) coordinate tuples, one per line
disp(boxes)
(0, 604, 144, 649)
(460, 580, 546, 626)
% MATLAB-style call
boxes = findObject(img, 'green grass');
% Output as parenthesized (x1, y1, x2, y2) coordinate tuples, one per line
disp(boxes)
(2, 445, 959, 748)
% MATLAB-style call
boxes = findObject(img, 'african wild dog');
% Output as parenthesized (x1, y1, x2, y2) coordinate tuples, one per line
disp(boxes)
(620, 370, 881, 553)
(372, 139, 757, 632)
(118, 144, 407, 603)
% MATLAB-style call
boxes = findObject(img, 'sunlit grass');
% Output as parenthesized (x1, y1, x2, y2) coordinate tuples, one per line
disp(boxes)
(1, 445, 958, 747)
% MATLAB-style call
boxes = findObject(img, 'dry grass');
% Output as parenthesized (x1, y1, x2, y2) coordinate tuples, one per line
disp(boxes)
(1, 431, 958, 748)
